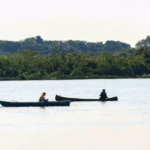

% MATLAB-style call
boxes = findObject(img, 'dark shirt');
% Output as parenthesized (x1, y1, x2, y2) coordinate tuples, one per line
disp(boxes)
(100, 91, 107, 99)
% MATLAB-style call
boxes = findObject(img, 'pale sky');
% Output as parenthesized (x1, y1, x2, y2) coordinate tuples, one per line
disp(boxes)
(0, 0, 150, 47)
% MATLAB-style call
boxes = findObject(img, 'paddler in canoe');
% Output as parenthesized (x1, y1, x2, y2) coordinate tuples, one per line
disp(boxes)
(99, 89, 108, 100)
(39, 92, 49, 102)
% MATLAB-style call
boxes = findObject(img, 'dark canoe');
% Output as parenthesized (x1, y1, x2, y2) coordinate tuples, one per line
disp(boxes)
(55, 95, 118, 102)
(0, 100, 70, 107)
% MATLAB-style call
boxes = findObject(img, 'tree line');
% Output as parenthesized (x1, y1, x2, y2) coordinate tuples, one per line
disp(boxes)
(0, 36, 131, 55)
(0, 46, 150, 80)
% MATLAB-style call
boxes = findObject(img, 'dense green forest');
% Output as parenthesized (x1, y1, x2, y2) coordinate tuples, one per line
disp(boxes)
(0, 46, 150, 80)
(0, 36, 131, 55)
(0, 35, 150, 80)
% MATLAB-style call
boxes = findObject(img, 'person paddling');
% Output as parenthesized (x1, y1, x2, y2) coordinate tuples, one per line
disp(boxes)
(100, 89, 108, 99)
(39, 92, 49, 102)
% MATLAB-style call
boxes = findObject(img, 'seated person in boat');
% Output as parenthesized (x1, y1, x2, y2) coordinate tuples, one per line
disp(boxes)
(100, 89, 108, 99)
(39, 92, 49, 102)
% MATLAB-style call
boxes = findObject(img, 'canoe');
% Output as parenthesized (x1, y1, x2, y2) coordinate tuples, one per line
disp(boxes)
(55, 95, 118, 102)
(0, 100, 70, 107)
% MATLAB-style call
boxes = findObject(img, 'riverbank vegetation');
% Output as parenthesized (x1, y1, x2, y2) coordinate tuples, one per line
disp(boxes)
(0, 45, 150, 80)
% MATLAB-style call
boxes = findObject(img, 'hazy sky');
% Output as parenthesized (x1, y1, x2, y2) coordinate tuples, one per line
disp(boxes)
(0, 0, 150, 47)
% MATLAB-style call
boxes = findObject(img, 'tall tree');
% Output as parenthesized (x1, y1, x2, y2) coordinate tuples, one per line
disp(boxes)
(135, 36, 150, 48)
(35, 36, 43, 44)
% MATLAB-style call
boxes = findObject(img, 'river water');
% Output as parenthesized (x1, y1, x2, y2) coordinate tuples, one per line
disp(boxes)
(0, 79, 150, 150)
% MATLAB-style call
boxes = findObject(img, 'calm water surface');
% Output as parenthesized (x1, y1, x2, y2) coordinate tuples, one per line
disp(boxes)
(0, 79, 150, 150)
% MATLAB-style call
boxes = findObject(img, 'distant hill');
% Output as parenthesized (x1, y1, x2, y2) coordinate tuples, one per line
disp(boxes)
(0, 36, 131, 55)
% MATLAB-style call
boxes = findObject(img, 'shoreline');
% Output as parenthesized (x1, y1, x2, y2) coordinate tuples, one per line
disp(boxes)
(0, 75, 150, 81)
